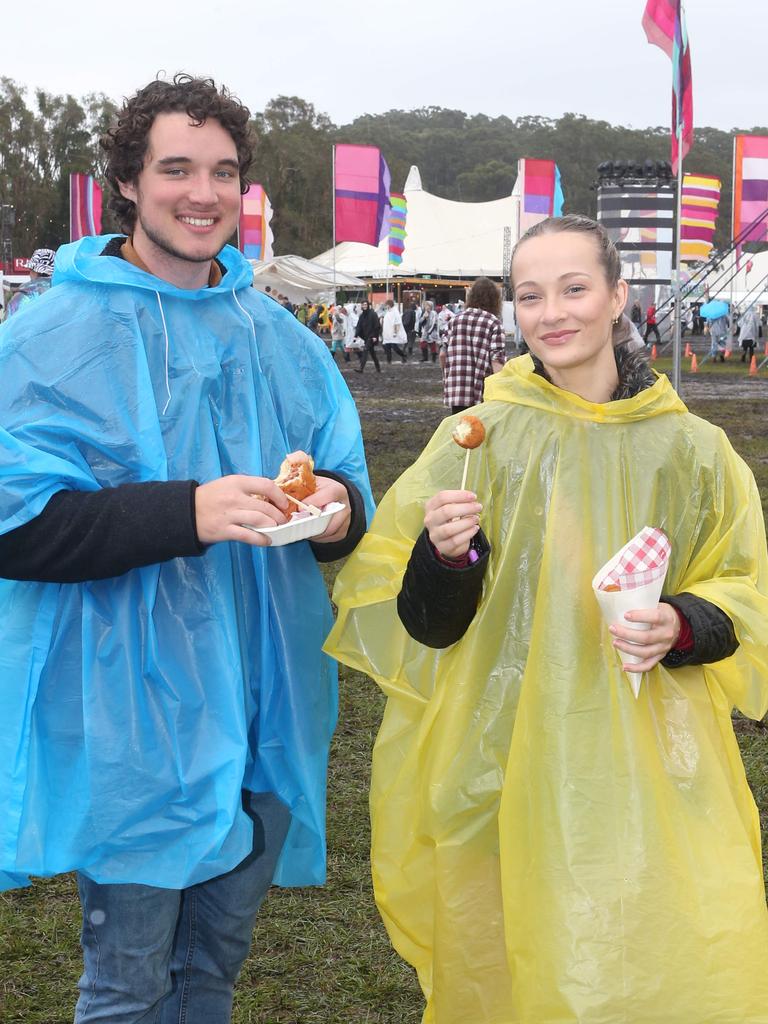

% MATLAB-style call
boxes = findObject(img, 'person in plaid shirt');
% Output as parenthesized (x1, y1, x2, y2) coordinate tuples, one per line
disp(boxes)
(443, 278, 506, 413)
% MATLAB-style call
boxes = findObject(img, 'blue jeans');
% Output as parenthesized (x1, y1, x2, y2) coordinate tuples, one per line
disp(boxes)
(74, 791, 291, 1024)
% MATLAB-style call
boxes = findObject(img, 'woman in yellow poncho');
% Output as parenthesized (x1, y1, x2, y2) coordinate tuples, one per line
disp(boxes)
(325, 216, 768, 1023)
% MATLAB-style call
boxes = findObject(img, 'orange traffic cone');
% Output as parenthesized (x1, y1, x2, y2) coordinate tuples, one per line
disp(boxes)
(724, 347, 731, 359)
(749, 355, 758, 376)
(651, 344, 657, 360)
(690, 353, 698, 372)
(764, 340, 768, 355)
(684, 342, 692, 357)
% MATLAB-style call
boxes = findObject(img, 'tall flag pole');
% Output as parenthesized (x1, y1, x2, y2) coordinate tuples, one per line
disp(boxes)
(69, 173, 103, 241)
(332, 144, 337, 303)
(642, 0, 693, 392)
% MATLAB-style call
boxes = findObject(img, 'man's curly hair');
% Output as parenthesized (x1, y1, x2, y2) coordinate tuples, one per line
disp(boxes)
(100, 74, 254, 233)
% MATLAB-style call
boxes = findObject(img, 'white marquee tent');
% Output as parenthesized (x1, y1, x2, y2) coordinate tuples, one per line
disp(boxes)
(249, 254, 366, 303)
(313, 166, 525, 280)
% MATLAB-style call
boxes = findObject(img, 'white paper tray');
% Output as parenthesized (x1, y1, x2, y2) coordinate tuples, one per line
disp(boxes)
(244, 501, 345, 546)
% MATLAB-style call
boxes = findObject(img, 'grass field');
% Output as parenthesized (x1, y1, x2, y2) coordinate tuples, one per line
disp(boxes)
(1, 356, 767, 1023)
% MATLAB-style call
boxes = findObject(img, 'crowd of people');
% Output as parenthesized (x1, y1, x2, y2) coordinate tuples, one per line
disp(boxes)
(0, 71, 767, 1024)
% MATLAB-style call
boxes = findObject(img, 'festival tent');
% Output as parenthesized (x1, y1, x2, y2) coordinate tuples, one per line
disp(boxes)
(313, 166, 525, 280)
(249, 254, 366, 303)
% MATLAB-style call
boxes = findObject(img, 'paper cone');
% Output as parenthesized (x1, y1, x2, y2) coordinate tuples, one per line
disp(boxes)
(593, 577, 667, 697)
(592, 527, 670, 699)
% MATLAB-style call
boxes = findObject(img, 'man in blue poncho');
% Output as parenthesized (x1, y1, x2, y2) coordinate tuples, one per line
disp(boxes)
(0, 74, 373, 1023)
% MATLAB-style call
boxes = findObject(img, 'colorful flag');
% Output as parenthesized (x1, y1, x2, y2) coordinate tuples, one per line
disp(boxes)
(680, 173, 721, 261)
(334, 144, 391, 246)
(239, 184, 274, 261)
(732, 135, 768, 245)
(69, 173, 102, 241)
(388, 193, 407, 266)
(516, 159, 565, 235)
(642, 0, 693, 173)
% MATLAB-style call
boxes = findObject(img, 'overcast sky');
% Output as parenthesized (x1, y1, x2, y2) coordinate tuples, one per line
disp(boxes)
(3, 0, 765, 132)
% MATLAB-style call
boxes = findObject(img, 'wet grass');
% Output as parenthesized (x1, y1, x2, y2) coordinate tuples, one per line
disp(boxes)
(1, 357, 766, 1024)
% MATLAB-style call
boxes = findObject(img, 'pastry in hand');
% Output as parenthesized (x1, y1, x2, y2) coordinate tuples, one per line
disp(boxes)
(274, 452, 317, 501)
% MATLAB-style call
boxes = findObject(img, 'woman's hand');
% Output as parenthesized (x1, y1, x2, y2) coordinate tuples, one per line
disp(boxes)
(424, 490, 482, 560)
(609, 603, 682, 672)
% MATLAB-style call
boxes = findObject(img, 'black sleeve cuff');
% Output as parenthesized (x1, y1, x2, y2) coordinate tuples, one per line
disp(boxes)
(397, 528, 490, 648)
(308, 469, 366, 563)
(660, 592, 739, 668)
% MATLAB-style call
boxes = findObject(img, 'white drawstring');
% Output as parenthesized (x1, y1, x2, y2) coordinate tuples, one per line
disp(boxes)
(154, 291, 172, 415)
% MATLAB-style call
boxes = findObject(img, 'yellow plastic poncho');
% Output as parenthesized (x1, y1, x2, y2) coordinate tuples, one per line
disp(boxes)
(325, 356, 768, 1024)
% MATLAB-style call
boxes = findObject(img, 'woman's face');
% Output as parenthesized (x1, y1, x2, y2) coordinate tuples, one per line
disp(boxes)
(512, 232, 627, 376)
(362, 302, 369, 311)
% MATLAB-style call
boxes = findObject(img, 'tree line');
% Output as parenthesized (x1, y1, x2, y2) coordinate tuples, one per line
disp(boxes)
(1, 77, 764, 262)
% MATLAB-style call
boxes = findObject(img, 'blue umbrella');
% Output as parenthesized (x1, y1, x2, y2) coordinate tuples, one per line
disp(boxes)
(698, 300, 729, 320)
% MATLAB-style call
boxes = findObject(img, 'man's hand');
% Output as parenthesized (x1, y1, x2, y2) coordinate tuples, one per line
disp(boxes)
(424, 490, 482, 560)
(609, 603, 682, 672)
(310, 476, 351, 544)
(195, 475, 290, 546)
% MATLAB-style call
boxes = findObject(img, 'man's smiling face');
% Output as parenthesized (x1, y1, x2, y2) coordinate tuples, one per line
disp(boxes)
(119, 111, 242, 277)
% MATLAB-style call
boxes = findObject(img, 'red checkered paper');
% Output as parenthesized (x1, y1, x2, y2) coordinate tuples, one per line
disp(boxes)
(596, 527, 671, 591)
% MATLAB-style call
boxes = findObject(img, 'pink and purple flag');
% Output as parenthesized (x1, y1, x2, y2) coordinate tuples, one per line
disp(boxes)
(680, 173, 720, 261)
(69, 173, 102, 241)
(239, 184, 274, 261)
(388, 193, 407, 266)
(334, 144, 391, 246)
(733, 135, 768, 247)
(642, 0, 693, 173)
(517, 159, 564, 235)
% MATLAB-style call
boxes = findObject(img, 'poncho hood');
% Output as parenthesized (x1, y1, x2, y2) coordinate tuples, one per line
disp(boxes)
(53, 234, 255, 297)
(484, 353, 687, 423)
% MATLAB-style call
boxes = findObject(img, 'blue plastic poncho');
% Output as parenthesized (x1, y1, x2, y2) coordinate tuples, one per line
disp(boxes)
(0, 235, 373, 892)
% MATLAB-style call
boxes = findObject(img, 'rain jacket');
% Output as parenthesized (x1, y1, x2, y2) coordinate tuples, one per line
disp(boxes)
(0, 235, 374, 892)
(325, 355, 768, 1024)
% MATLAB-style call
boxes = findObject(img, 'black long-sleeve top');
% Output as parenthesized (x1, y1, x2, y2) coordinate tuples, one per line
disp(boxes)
(0, 470, 366, 584)
(397, 529, 738, 667)
(355, 308, 381, 342)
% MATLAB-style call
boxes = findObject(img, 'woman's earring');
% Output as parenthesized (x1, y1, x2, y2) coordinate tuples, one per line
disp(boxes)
(612, 316, 620, 325)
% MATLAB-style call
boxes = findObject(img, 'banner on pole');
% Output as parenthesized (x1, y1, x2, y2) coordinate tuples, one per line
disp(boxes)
(239, 184, 274, 261)
(513, 159, 565, 236)
(642, 0, 693, 173)
(69, 173, 102, 241)
(388, 193, 407, 266)
(334, 144, 391, 246)
(733, 135, 768, 246)
(680, 173, 720, 261)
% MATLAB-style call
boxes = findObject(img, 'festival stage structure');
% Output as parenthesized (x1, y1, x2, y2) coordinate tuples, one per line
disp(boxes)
(595, 161, 677, 287)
